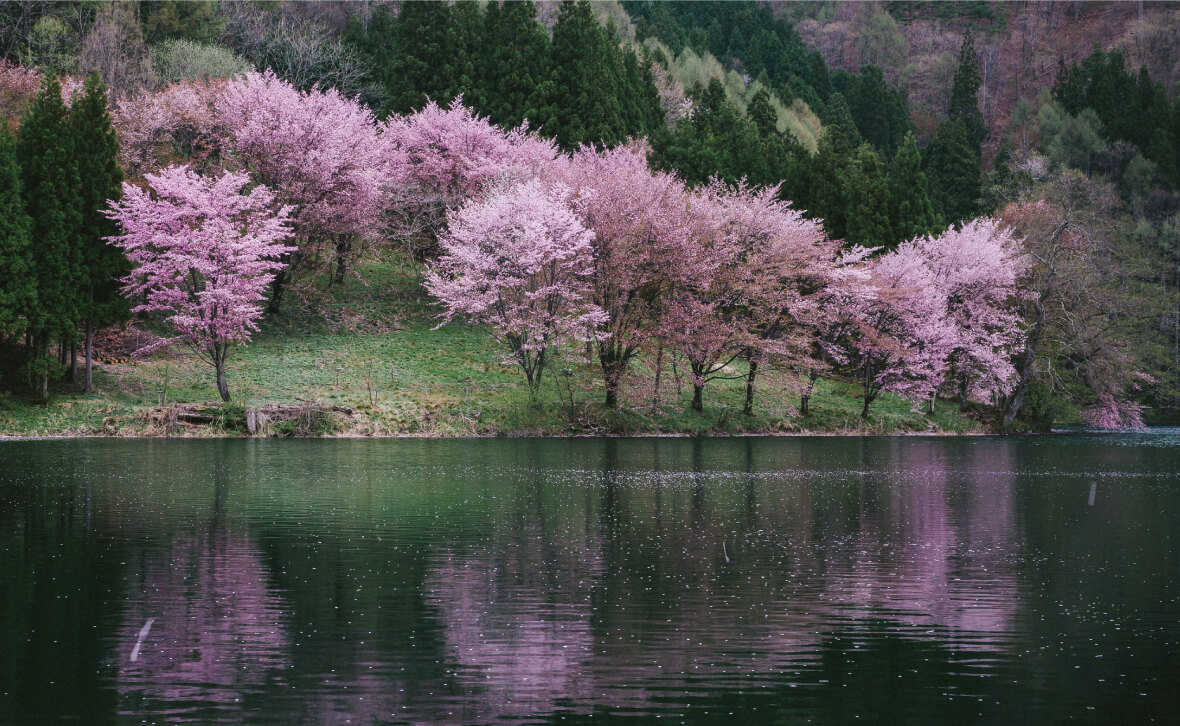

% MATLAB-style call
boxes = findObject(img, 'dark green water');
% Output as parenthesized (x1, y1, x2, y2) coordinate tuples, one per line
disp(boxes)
(1, 432, 1178, 725)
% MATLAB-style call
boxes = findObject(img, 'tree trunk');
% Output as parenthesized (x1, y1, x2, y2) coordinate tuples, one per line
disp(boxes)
(800, 368, 818, 416)
(743, 356, 758, 416)
(599, 347, 627, 409)
(861, 361, 874, 418)
(958, 376, 969, 412)
(84, 320, 94, 393)
(692, 383, 704, 412)
(24, 333, 32, 391)
(333, 237, 350, 285)
(41, 341, 49, 400)
(652, 346, 663, 409)
(1004, 301, 1047, 426)
(215, 358, 230, 402)
(268, 268, 287, 315)
(69, 338, 77, 383)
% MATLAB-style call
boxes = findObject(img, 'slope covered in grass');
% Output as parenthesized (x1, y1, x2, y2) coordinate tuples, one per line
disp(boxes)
(0, 251, 989, 437)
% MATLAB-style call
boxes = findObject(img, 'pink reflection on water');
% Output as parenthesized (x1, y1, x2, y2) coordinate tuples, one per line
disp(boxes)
(109, 526, 291, 717)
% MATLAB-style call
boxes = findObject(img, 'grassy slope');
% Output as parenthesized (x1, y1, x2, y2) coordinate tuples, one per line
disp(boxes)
(0, 252, 988, 437)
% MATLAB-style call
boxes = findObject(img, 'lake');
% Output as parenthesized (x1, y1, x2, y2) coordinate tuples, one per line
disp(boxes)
(1, 432, 1178, 724)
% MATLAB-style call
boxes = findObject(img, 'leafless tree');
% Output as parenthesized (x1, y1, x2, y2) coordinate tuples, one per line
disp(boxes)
(79, 2, 155, 96)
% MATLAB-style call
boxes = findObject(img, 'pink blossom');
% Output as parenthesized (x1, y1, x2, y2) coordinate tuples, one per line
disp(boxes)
(384, 98, 557, 258)
(217, 71, 388, 244)
(104, 165, 295, 401)
(425, 178, 604, 394)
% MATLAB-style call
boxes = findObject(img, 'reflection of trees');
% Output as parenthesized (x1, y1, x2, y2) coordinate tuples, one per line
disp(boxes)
(418, 438, 1023, 717)
(110, 527, 293, 714)
(109, 448, 292, 718)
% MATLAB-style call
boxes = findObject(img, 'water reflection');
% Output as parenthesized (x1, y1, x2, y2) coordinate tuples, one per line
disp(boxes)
(107, 447, 292, 721)
(0, 434, 1177, 724)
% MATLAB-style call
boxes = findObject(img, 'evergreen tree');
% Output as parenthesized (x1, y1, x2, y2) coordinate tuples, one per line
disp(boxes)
(384, 1, 453, 115)
(70, 73, 128, 392)
(839, 65, 911, 156)
(344, 5, 398, 113)
(649, 78, 768, 187)
(807, 125, 856, 240)
(822, 91, 861, 145)
(844, 144, 892, 249)
(747, 87, 778, 138)
(0, 130, 34, 343)
(445, 1, 483, 106)
(479, 0, 550, 130)
(948, 29, 986, 149)
(888, 132, 939, 245)
(923, 118, 980, 227)
(16, 75, 83, 396)
(547, 0, 625, 148)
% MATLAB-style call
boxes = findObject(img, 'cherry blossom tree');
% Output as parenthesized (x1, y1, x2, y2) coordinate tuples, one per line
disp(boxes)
(837, 244, 956, 419)
(653, 181, 843, 413)
(110, 78, 226, 175)
(425, 178, 604, 396)
(217, 70, 390, 309)
(1, 60, 42, 131)
(104, 165, 294, 401)
(547, 143, 699, 408)
(917, 218, 1027, 410)
(384, 97, 557, 260)
(713, 182, 844, 415)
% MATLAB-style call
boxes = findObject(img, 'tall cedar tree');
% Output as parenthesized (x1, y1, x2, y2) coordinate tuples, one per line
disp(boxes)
(923, 118, 980, 228)
(16, 75, 83, 396)
(947, 29, 985, 150)
(479, 0, 550, 130)
(70, 73, 129, 392)
(547, 0, 626, 149)
(649, 78, 771, 187)
(888, 132, 939, 245)
(445, 1, 482, 106)
(844, 144, 893, 249)
(384, 1, 453, 115)
(807, 125, 856, 241)
(0, 130, 34, 342)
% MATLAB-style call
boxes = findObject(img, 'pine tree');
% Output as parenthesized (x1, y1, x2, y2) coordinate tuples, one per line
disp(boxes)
(649, 78, 771, 187)
(445, 1, 483, 106)
(0, 129, 34, 343)
(16, 75, 83, 397)
(888, 132, 939, 246)
(948, 29, 986, 150)
(923, 118, 980, 228)
(70, 73, 128, 392)
(845, 144, 892, 249)
(747, 87, 777, 138)
(822, 91, 861, 145)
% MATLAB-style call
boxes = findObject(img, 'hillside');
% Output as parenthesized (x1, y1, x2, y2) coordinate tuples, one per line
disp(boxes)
(1, 0, 1178, 435)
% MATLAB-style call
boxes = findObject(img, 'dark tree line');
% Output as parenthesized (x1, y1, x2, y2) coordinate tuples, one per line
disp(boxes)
(0, 73, 127, 396)
(1053, 48, 1180, 188)
(345, 0, 664, 150)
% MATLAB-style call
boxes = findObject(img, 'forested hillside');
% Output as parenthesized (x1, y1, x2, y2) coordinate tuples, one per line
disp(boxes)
(1, 0, 1178, 433)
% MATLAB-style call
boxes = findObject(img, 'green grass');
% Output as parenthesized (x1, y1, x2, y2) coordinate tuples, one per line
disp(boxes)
(0, 251, 991, 437)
